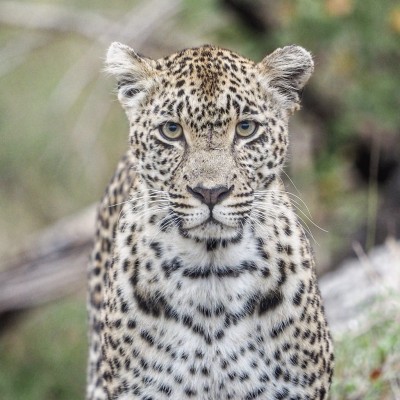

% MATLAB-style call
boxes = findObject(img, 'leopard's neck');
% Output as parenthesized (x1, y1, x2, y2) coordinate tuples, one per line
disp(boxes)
(106, 179, 314, 334)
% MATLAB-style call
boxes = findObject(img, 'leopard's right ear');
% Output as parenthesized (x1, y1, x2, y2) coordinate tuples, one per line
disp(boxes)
(105, 42, 157, 109)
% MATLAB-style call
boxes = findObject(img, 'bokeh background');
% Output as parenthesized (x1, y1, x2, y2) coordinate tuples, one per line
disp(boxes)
(0, 0, 399, 399)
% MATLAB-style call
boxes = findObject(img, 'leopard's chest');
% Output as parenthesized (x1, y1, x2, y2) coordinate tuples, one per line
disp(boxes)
(114, 310, 278, 400)
(100, 205, 332, 399)
(108, 285, 315, 400)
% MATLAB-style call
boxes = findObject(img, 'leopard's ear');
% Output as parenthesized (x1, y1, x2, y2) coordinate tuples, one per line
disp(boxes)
(105, 42, 157, 109)
(257, 45, 314, 113)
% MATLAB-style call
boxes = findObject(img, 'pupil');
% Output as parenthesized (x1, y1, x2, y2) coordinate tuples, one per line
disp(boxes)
(168, 123, 177, 132)
(241, 121, 250, 130)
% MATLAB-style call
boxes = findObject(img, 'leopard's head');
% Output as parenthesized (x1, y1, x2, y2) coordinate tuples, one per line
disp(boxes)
(106, 43, 313, 241)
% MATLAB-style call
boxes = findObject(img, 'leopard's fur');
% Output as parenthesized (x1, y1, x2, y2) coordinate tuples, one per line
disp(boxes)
(86, 43, 334, 400)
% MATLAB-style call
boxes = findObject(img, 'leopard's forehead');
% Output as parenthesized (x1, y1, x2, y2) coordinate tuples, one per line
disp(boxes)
(152, 46, 262, 135)
(157, 45, 255, 79)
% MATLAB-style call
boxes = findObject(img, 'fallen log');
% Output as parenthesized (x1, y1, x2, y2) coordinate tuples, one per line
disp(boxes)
(0, 206, 95, 316)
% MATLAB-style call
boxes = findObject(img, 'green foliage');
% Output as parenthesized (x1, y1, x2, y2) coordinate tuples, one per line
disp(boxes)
(0, 298, 87, 400)
(0, 32, 127, 251)
(331, 298, 400, 399)
(280, 0, 400, 137)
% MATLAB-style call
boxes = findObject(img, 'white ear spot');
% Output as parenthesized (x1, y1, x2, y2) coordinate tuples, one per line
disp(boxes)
(257, 45, 314, 112)
(105, 42, 156, 108)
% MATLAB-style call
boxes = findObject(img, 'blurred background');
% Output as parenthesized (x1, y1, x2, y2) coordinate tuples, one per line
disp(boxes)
(0, 0, 399, 398)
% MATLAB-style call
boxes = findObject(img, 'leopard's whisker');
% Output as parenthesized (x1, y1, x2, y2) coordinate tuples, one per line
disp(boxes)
(253, 189, 327, 233)
(109, 198, 170, 208)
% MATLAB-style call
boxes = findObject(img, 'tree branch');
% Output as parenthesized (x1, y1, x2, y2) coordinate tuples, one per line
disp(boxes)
(0, 207, 95, 315)
(0, 2, 116, 43)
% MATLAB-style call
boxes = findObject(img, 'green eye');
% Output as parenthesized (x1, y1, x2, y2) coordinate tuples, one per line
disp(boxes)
(236, 120, 258, 138)
(159, 122, 183, 140)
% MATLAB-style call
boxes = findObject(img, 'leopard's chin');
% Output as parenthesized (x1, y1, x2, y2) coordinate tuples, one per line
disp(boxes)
(179, 220, 243, 243)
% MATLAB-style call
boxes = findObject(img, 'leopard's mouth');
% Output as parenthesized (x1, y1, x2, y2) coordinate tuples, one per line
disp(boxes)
(183, 211, 237, 230)
(185, 218, 231, 232)
(203, 215, 224, 226)
(178, 215, 244, 242)
(170, 201, 249, 241)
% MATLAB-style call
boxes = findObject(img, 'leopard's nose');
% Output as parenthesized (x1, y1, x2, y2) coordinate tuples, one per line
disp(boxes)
(187, 185, 233, 208)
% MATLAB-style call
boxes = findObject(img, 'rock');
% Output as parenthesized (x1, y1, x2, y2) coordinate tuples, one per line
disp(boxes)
(319, 238, 400, 334)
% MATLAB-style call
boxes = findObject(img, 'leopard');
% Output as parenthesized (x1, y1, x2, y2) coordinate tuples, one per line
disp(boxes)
(86, 42, 334, 400)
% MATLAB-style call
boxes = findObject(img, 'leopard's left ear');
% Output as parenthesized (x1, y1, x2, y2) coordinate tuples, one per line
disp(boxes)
(257, 45, 314, 113)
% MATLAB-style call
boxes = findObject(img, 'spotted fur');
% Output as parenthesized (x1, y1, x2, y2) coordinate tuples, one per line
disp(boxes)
(86, 43, 334, 400)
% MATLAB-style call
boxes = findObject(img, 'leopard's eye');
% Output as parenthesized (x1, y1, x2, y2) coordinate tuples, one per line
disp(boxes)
(235, 120, 258, 138)
(159, 122, 183, 140)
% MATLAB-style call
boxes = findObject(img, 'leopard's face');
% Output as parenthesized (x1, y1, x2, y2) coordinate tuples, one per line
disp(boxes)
(106, 44, 313, 241)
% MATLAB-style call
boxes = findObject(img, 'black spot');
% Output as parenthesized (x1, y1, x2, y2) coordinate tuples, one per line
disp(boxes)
(121, 301, 129, 313)
(284, 226, 292, 236)
(270, 317, 294, 338)
(127, 319, 136, 329)
(130, 259, 140, 286)
(206, 239, 220, 251)
(215, 330, 225, 340)
(149, 241, 163, 258)
(276, 243, 284, 252)
(122, 259, 130, 272)
(201, 366, 209, 375)
(174, 375, 183, 384)
(125, 234, 133, 246)
(162, 257, 182, 278)
(134, 292, 164, 317)
(158, 384, 172, 396)
(195, 349, 204, 359)
(123, 335, 133, 345)
(261, 267, 270, 277)
(293, 281, 305, 306)
(282, 342, 291, 352)
(164, 304, 179, 321)
(215, 266, 241, 278)
(259, 290, 283, 315)
(183, 267, 211, 279)
(274, 387, 289, 399)
(239, 372, 249, 381)
(240, 260, 258, 272)
(93, 266, 101, 276)
(277, 259, 287, 285)
(140, 330, 155, 346)
(274, 365, 282, 379)
(139, 358, 148, 370)
(197, 305, 212, 317)
(184, 388, 197, 397)
(182, 314, 193, 328)
(193, 324, 205, 336)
